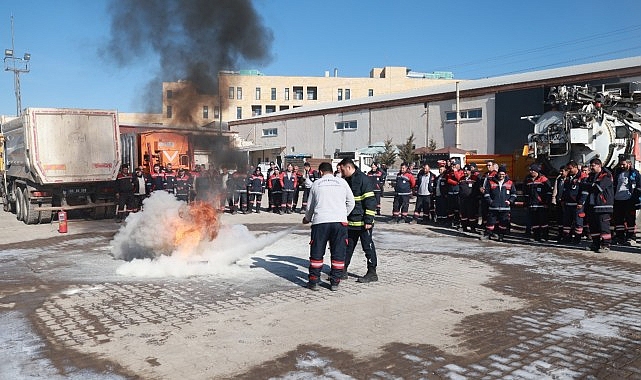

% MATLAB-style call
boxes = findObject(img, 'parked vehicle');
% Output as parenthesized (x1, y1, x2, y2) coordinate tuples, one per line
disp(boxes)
(1, 108, 121, 223)
(526, 82, 641, 173)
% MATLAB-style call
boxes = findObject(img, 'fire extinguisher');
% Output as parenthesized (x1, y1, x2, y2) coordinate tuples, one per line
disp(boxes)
(58, 210, 68, 233)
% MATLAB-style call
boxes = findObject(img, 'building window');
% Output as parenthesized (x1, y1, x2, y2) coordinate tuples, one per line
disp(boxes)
(166, 90, 173, 99)
(228, 87, 234, 99)
(203, 106, 209, 119)
(166, 105, 172, 118)
(368, 89, 374, 97)
(293, 86, 303, 100)
(271, 88, 276, 100)
(266, 105, 276, 113)
(335, 120, 357, 130)
(252, 105, 262, 117)
(214, 106, 220, 119)
(279, 105, 289, 111)
(284, 88, 290, 100)
(236, 107, 242, 119)
(236, 87, 242, 100)
(445, 108, 483, 121)
(307, 86, 317, 100)
(345, 89, 351, 100)
(262, 128, 278, 137)
(337, 89, 343, 101)
(255, 87, 261, 100)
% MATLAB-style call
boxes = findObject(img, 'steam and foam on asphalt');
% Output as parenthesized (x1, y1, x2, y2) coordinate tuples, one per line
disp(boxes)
(102, 0, 273, 118)
(110, 192, 293, 278)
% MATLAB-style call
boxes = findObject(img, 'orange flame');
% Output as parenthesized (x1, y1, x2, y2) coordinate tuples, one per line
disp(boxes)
(173, 201, 221, 255)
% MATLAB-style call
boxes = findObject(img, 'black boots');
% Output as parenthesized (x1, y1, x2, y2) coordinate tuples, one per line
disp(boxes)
(357, 268, 378, 283)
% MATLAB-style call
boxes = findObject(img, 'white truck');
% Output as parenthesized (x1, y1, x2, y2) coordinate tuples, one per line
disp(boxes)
(1, 108, 121, 224)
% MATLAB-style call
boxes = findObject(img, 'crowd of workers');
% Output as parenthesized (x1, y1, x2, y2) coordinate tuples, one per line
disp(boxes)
(392, 156, 640, 253)
(114, 154, 640, 254)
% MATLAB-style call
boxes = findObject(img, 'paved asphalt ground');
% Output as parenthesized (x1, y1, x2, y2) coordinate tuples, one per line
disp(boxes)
(1, 194, 641, 379)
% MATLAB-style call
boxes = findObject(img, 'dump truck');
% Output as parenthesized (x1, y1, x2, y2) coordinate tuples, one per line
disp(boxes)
(1, 108, 121, 224)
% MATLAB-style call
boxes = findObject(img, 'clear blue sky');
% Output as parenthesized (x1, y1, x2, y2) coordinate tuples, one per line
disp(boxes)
(0, 0, 640, 116)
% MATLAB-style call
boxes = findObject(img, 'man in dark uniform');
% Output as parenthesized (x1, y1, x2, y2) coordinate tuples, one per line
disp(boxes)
(524, 164, 553, 241)
(338, 158, 379, 283)
(367, 162, 386, 215)
(584, 158, 615, 253)
(115, 165, 134, 222)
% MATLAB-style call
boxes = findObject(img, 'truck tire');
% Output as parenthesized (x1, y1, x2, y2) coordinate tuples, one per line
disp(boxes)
(15, 188, 24, 221)
(23, 188, 40, 225)
(39, 204, 53, 224)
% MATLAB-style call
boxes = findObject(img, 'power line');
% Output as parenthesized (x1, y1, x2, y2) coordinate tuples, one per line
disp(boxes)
(443, 24, 641, 71)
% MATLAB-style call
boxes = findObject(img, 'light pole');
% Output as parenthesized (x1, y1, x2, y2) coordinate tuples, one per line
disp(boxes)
(4, 16, 30, 116)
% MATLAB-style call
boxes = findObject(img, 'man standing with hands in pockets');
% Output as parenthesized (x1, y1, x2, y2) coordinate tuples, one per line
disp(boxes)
(303, 162, 355, 291)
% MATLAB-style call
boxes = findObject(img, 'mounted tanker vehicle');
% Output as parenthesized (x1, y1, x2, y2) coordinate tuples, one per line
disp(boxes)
(526, 82, 641, 173)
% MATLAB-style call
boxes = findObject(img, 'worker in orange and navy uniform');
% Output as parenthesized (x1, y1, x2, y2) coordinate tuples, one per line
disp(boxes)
(115, 165, 135, 222)
(367, 161, 386, 216)
(479, 160, 498, 229)
(174, 168, 192, 202)
(281, 163, 298, 214)
(391, 162, 416, 223)
(482, 165, 516, 242)
(458, 164, 481, 232)
(248, 166, 265, 213)
(523, 164, 553, 241)
(267, 167, 283, 214)
(445, 159, 465, 229)
(583, 158, 615, 253)
(163, 163, 177, 195)
(150, 164, 166, 192)
(560, 160, 588, 244)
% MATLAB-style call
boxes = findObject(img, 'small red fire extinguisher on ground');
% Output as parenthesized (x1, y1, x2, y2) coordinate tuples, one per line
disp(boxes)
(58, 210, 68, 233)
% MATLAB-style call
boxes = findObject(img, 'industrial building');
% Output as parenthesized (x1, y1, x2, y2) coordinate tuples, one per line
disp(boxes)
(227, 56, 641, 168)
(140, 67, 457, 130)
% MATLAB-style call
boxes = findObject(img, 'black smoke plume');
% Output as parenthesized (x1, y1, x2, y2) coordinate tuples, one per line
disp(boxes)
(102, 0, 273, 112)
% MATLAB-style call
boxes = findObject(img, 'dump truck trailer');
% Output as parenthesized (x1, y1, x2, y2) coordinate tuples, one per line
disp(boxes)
(0, 108, 121, 224)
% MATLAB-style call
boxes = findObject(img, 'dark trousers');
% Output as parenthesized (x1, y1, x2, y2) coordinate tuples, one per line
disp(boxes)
(392, 194, 411, 220)
(308, 222, 348, 285)
(248, 193, 262, 211)
(588, 211, 612, 248)
(293, 188, 301, 210)
(345, 227, 377, 272)
(447, 193, 460, 225)
(613, 199, 636, 241)
(373, 190, 382, 213)
(282, 190, 295, 209)
(459, 196, 479, 229)
(529, 207, 550, 239)
(270, 191, 282, 212)
(116, 192, 134, 218)
(435, 195, 448, 222)
(413, 194, 432, 220)
(302, 188, 311, 210)
(562, 205, 584, 237)
(486, 210, 510, 236)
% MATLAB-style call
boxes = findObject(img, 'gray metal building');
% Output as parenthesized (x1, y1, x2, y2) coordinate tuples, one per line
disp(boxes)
(229, 57, 641, 166)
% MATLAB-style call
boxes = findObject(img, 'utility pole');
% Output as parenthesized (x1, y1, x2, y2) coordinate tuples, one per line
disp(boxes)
(4, 16, 31, 116)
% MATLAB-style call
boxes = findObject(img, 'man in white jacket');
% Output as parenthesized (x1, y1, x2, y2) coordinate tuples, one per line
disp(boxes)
(303, 162, 355, 291)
